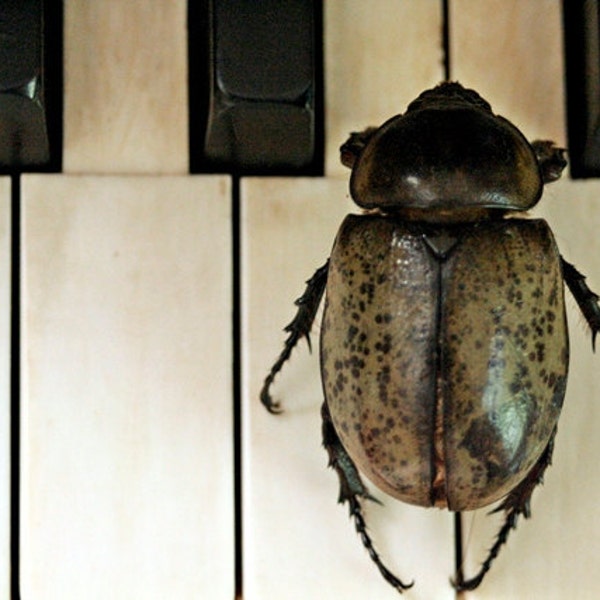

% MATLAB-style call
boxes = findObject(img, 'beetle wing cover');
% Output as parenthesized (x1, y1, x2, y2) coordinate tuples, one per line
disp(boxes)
(321, 215, 439, 506)
(442, 218, 567, 510)
(321, 215, 567, 511)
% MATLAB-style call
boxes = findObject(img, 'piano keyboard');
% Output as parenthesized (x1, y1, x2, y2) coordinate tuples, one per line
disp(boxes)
(2, 1, 600, 598)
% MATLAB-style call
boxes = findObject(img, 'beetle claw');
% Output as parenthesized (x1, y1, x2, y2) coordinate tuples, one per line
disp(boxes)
(259, 387, 283, 414)
(451, 571, 485, 592)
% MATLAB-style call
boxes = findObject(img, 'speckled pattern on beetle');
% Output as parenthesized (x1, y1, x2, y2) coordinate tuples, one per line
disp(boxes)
(260, 82, 600, 593)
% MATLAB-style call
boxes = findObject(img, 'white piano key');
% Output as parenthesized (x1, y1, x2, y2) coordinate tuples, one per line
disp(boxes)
(449, 0, 565, 143)
(63, 1, 188, 174)
(21, 175, 233, 599)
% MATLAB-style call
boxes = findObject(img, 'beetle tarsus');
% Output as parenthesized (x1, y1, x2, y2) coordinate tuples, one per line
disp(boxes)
(452, 428, 556, 592)
(321, 402, 413, 593)
(260, 262, 329, 412)
(348, 496, 414, 593)
(561, 258, 600, 351)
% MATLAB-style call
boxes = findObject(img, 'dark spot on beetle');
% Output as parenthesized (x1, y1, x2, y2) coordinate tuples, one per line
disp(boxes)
(491, 306, 505, 324)
(531, 287, 542, 299)
(379, 387, 389, 406)
(358, 300, 366, 312)
(509, 381, 522, 394)
(518, 363, 530, 377)
(386, 417, 396, 430)
(351, 312, 360, 321)
(335, 372, 347, 392)
(334, 360, 343, 371)
(375, 334, 392, 354)
(359, 282, 375, 301)
(377, 273, 387, 284)
(347, 325, 359, 341)
(360, 262, 372, 276)
(535, 342, 545, 362)
(488, 356, 506, 370)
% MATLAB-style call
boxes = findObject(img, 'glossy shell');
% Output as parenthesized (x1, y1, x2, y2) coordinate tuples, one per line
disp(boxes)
(350, 93, 543, 212)
(320, 215, 568, 511)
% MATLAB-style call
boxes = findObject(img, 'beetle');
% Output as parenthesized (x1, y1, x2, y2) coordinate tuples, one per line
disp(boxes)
(260, 82, 600, 592)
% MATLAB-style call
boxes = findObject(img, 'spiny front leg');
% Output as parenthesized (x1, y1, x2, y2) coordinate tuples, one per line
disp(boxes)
(260, 261, 329, 413)
(453, 428, 557, 592)
(321, 402, 413, 593)
(561, 258, 600, 350)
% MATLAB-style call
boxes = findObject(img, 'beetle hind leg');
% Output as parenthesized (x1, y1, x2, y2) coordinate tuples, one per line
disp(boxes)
(452, 427, 557, 592)
(259, 261, 329, 413)
(321, 402, 414, 593)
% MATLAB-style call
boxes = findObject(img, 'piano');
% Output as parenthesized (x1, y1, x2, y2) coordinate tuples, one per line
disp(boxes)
(1, 1, 599, 598)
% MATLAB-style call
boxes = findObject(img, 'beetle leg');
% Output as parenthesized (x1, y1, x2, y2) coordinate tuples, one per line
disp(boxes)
(321, 402, 414, 593)
(453, 427, 557, 592)
(561, 257, 600, 350)
(260, 261, 329, 413)
(339, 127, 378, 169)
(531, 140, 567, 183)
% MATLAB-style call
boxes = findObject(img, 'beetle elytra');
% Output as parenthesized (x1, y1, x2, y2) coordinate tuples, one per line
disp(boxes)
(260, 82, 600, 593)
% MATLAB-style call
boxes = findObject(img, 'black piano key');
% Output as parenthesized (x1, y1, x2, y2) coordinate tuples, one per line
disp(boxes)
(190, 0, 323, 175)
(563, 1, 600, 178)
(0, 0, 62, 171)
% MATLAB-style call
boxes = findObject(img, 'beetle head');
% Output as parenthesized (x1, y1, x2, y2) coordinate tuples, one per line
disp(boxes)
(349, 82, 544, 221)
